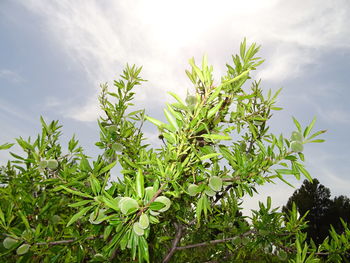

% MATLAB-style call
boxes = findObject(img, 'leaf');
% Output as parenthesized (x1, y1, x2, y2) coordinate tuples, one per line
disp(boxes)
(89, 174, 101, 195)
(201, 134, 232, 141)
(98, 161, 117, 176)
(68, 200, 92, 208)
(296, 163, 313, 182)
(303, 117, 316, 138)
(199, 153, 221, 161)
(307, 129, 326, 141)
(164, 109, 179, 131)
(66, 206, 93, 227)
(207, 101, 223, 118)
(149, 202, 165, 211)
(292, 117, 302, 133)
(136, 168, 144, 199)
(0, 143, 14, 150)
(207, 85, 223, 103)
(168, 92, 186, 107)
(145, 116, 166, 128)
(220, 69, 250, 87)
(60, 186, 93, 199)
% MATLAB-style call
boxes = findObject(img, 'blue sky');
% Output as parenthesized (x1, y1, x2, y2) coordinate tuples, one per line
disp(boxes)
(1, 0, 349, 214)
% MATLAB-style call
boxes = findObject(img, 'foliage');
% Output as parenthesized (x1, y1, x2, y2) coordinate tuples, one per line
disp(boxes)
(283, 179, 350, 249)
(0, 40, 348, 262)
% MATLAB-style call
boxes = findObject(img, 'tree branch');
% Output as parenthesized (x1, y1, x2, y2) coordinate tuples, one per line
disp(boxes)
(175, 230, 254, 251)
(162, 223, 184, 263)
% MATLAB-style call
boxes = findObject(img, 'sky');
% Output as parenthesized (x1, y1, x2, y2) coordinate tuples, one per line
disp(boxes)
(1, 0, 350, 215)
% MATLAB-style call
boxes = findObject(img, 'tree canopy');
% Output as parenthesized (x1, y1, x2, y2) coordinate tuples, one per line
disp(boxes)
(283, 179, 350, 247)
(0, 40, 349, 262)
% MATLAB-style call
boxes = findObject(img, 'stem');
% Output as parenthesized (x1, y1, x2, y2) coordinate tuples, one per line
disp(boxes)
(176, 230, 254, 251)
(162, 223, 184, 263)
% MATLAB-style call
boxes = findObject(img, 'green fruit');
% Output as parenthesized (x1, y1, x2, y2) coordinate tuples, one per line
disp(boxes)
(112, 143, 123, 152)
(232, 237, 241, 246)
(51, 215, 61, 224)
(16, 244, 30, 255)
(205, 188, 216, 197)
(139, 213, 150, 229)
(47, 159, 58, 169)
(119, 197, 139, 215)
(278, 250, 288, 260)
(39, 160, 48, 169)
(291, 131, 303, 142)
(187, 184, 200, 196)
(3, 237, 18, 249)
(185, 95, 197, 106)
(291, 141, 304, 152)
(154, 196, 171, 212)
(209, 176, 223, 192)
(150, 210, 160, 216)
(145, 187, 155, 201)
(108, 125, 118, 132)
(241, 237, 249, 245)
(133, 222, 145, 236)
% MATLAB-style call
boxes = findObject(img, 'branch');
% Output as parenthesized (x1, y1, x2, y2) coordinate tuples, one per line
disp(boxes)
(162, 223, 184, 263)
(35, 235, 104, 246)
(175, 230, 254, 251)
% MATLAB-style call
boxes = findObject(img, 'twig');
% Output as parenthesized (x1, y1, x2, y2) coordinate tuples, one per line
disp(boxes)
(176, 230, 254, 250)
(162, 223, 184, 263)
(34, 235, 104, 246)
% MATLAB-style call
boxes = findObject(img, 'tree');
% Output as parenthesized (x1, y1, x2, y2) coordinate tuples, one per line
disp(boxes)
(0, 40, 349, 262)
(283, 179, 350, 246)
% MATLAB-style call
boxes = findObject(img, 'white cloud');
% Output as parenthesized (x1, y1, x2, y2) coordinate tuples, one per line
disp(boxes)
(18, 0, 350, 122)
(0, 69, 24, 83)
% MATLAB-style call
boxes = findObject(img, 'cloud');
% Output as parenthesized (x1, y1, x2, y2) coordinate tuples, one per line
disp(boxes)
(18, 0, 350, 122)
(0, 69, 24, 83)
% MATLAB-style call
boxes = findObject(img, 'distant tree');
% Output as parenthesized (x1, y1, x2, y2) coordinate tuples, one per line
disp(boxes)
(283, 179, 350, 246)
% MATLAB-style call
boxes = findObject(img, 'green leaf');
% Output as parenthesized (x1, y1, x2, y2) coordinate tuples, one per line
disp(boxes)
(136, 168, 144, 199)
(168, 92, 186, 107)
(66, 206, 93, 227)
(304, 117, 316, 138)
(201, 134, 232, 141)
(199, 153, 221, 161)
(296, 163, 313, 182)
(89, 174, 101, 195)
(292, 117, 302, 133)
(207, 101, 223, 118)
(0, 143, 14, 150)
(164, 109, 179, 131)
(68, 200, 92, 208)
(98, 161, 117, 176)
(149, 202, 165, 211)
(60, 186, 93, 199)
(207, 86, 223, 103)
(145, 116, 166, 128)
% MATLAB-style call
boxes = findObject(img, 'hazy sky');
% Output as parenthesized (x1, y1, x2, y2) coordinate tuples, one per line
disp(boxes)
(1, 0, 349, 214)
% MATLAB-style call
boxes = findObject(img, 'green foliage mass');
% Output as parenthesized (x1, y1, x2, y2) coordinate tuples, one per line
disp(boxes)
(0, 40, 348, 262)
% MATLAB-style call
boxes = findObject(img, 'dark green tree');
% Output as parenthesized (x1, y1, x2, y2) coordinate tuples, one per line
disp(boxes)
(283, 179, 350, 247)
